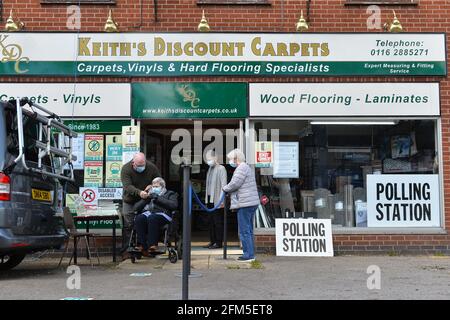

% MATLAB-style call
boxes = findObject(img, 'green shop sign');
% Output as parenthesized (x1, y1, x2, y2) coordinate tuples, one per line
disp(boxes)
(132, 82, 248, 119)
(62, 120, 131, 133)
(0, 33, 446, 76)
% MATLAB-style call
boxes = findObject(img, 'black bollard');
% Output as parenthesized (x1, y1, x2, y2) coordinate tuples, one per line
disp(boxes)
(223, 194, 228, 260)
(181, 162, 191, 300)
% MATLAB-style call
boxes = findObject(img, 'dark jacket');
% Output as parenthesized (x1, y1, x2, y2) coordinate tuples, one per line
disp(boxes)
(133, 190, 179, 216)
(121, 160, 161, 204)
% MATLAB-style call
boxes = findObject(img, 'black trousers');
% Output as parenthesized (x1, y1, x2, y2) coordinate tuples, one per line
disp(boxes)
(135, 213, 170, 249)
(207, 204, 224, 245)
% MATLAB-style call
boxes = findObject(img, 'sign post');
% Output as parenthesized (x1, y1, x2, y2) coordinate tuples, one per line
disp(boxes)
(223, 194, 228, 260)
(181, 162, 191, 300)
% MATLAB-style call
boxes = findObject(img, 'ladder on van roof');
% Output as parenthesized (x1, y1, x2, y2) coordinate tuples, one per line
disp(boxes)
(12, 97, 78, 182)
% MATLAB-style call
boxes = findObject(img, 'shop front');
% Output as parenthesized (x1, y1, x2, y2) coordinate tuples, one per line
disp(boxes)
(1, 31, 448, 253)
(248, 82, 445, 253)
(61, 85, 132, 234)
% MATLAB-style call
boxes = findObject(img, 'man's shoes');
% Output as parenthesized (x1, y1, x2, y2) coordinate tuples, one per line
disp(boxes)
(137, 246, 149, 257)
(208, 243, 222, 249)
(237, 256, 255, 262)
(121, 251, 131, 261)
(203, 243, 214, 249)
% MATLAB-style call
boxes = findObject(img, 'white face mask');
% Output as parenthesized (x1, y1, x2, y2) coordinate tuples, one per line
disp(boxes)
(207, 160, 215, 167)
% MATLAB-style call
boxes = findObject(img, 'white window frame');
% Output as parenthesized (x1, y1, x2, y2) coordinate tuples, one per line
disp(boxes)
(249, 116, 445, 234)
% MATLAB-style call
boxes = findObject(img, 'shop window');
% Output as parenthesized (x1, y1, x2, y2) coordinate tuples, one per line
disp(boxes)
(344, 0, 418, 5)
(253, 120, 439, 229)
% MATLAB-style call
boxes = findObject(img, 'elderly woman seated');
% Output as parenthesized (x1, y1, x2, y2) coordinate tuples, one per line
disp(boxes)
(133, 177, 178, 255)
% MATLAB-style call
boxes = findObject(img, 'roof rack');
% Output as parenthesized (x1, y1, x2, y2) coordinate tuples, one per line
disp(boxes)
(12, 97, 78, 182)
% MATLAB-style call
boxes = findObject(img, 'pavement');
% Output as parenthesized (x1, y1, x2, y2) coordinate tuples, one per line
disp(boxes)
(0, 248, 449, 300)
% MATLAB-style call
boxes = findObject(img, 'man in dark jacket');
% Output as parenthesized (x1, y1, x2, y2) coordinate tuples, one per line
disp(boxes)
(134, 177, 178, 254)
(120, 152, 160, 259)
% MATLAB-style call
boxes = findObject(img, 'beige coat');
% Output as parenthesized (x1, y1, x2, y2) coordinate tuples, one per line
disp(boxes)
(205, 164, 228, 206)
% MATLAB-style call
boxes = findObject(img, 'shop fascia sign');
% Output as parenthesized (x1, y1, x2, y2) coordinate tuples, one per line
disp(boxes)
(0, 33, 445, 76)
(249, 83, 440, 117)
(132, 82, 247, 119)
(0, 83, 131, 117)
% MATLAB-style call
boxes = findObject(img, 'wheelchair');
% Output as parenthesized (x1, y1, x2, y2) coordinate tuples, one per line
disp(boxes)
(126, 210, 182, 264)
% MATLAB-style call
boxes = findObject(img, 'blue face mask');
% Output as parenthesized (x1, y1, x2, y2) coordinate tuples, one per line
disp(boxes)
(152, 187, 161, 195)
(135, 165, 145, 173)
(229, 160, 237, 168)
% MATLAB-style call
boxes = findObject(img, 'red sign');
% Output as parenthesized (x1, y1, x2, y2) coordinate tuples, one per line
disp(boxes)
(257, 152, 272, 163)
(81, 189, 96, 203)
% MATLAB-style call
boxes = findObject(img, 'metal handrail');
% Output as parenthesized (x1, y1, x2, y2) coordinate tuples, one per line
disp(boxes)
(11, 97, 77, 182)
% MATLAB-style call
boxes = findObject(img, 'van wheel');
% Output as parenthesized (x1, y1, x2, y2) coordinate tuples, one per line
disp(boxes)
(0, 254, 26, 271)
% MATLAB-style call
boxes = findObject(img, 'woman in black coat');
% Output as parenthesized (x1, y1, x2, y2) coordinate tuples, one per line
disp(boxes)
(133, 177, 178, 254)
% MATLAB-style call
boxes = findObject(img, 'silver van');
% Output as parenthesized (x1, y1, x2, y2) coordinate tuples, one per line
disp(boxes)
(0, 98, 77, 270)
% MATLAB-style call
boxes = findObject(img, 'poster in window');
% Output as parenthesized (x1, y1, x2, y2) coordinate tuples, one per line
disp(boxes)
(84, 161, 103, 187)
(355, 201, 367, 227)
(105, 161, 122, 187)
(273, 142, 299, 178)
(106, 135, 122, 162)
(391, 135, 411, 159)
(255, 141, 272, 168)
(62, 133, 85, 170)
(85, 135, 104, 161)
(122, 126, 140, 164)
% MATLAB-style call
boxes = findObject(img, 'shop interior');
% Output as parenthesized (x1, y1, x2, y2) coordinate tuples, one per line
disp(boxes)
(142, 119, 242, 246)
(252, 119, 438, 228)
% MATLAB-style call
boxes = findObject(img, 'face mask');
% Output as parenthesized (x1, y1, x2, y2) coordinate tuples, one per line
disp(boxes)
(151, 187, 161, 195)
(229, 160, 237, 168)
(207, 160, 215, 167)
(135, 165, 145, 173)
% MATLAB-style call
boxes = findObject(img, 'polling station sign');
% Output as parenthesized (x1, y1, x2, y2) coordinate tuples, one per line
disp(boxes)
(367, 174, 440, 227)
(276, 219, 334, 257)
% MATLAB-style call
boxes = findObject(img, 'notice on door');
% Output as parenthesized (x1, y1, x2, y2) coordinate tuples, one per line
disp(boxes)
(122, 126, 140, 164)
(367, 174, 440, 227)
(275, 219, 334, 257)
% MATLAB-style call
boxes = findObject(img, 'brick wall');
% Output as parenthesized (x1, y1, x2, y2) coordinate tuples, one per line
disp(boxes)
(1, 0, 450, 253)
(255, 234, 450, 255)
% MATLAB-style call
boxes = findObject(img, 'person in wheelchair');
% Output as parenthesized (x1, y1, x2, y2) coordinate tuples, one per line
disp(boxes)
(133, 177, 178, 256)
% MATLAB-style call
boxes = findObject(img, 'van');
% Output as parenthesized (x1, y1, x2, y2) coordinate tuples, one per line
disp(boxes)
(0, 98, 77, 270)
